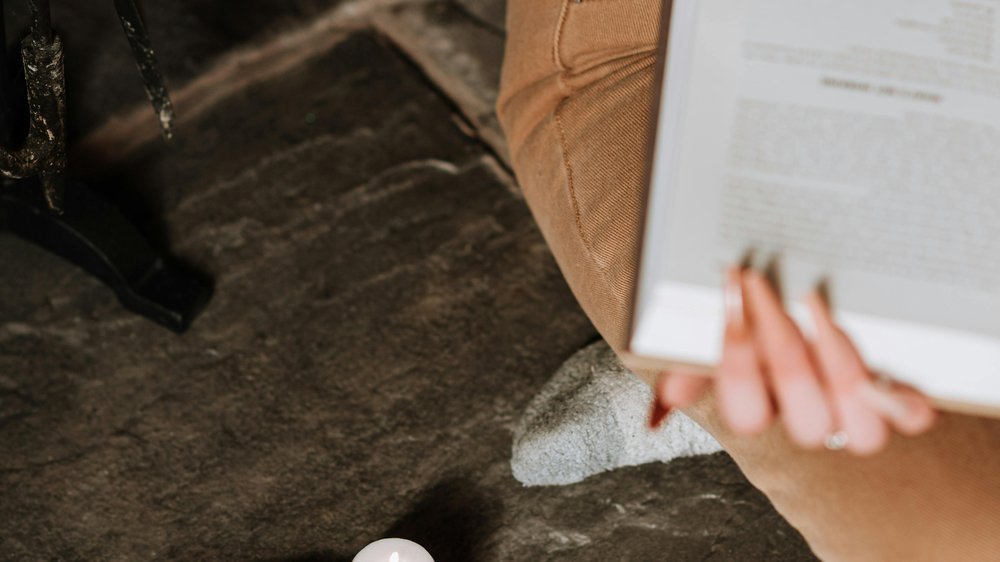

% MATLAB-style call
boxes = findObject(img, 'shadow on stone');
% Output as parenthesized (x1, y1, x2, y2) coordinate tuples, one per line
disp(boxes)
(382, 478, 500, 562)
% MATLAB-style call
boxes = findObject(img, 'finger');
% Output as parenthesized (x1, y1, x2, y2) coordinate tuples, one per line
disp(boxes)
(805, 292, 889, 455)
(806, 291, 937, 441)
(717, 266, 773, 435)
(859, 380, 938, 436)
(744, 270, 833, 448)
(658, 369, 712, 408)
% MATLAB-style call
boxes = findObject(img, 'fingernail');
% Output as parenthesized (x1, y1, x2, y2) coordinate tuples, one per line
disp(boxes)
(859, 382, 910, 421)
(649, 399, 671, 429)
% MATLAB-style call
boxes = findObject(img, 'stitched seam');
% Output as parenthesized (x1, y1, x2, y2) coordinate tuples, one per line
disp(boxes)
(549, 0, 643, 321)
(553, 100, 589, 255)
(552, 0, 574, 95)
(553, 98, 628, 314)
(552, 0, 571, 73)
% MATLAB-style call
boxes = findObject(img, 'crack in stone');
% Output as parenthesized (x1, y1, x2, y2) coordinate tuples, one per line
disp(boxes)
(0, 391, 173, 475)
(375, 28, 513, 175)
(0, 444, 104, 475)
(179, 156, 476, 285)
(447, 0, 506, 37)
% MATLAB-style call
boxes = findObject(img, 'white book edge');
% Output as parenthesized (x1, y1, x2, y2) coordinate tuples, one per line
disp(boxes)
(631, 282, 1000, 414)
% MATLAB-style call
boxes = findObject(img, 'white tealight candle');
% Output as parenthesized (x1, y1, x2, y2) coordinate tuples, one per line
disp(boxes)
(353, 538, 434, 562)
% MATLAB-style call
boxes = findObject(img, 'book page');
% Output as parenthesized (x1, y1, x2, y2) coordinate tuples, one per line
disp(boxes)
(634, 0, 1000, 407)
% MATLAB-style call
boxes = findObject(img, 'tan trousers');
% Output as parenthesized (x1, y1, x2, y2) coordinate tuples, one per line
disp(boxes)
(497, 1, 1000, 560)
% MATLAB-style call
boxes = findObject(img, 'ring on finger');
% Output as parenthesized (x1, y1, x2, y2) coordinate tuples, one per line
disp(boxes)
(824, 430, 849, 451)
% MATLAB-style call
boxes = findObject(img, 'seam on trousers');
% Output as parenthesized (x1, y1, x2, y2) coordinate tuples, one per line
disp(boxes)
(553, 101, 586, 253)
(552, 54, 654, 266)
(553, 97, 629, 322)
(552, 0, 573, 95)
(552, 0, 570, 72)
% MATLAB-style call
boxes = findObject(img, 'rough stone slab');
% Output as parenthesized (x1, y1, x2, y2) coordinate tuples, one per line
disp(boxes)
(495, 456, 817, 561)
(0, 28, 816, 562)
(454, 0, 506, 34)
(374, 1, 509, 165)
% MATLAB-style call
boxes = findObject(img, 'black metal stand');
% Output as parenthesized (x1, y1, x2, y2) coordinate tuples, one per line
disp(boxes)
(0, 178, 212, 331)
(0, 0, 211, 332)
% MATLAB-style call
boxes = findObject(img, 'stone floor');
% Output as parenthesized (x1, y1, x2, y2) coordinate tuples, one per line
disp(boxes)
(0, 1, 818, 560)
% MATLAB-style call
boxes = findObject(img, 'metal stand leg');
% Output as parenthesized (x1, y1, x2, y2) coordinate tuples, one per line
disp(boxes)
(0, 0, 212, 332)
(0, 178, 213, 331)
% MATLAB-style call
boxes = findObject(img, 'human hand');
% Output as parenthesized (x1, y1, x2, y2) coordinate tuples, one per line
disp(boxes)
(650, 266, 937, 455)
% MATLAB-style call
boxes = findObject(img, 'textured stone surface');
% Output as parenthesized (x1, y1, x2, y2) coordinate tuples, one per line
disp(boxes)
(495, 456, 815, 561)
(374, 1, 508, 163)
(6, 0, 508, 165)
(454, 0, 506, 34)
(0, 3, 818, 560)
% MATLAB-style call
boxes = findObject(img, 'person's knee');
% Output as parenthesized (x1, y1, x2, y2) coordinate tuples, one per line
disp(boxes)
(498, 0, 662, 161)
(555, 0, 661, 86)
(498, 2, 665, 353)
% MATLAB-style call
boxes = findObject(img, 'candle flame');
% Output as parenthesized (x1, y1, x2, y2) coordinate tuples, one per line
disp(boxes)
(390, 553, 399, 562)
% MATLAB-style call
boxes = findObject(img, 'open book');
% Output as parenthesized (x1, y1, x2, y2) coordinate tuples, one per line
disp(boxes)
(626, 0, 1000, 416)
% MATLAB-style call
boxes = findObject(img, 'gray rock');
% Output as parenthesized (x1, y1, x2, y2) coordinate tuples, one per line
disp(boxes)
(512, 340, 722, 487)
